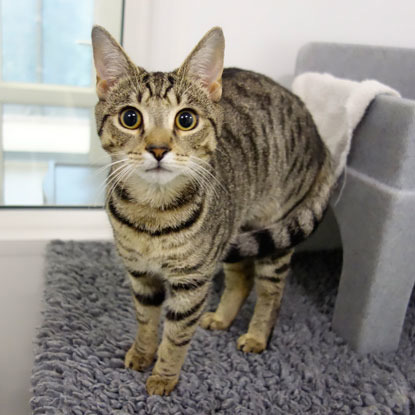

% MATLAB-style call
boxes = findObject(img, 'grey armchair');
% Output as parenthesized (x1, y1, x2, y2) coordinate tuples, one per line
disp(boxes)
(295, 43, 415, 353)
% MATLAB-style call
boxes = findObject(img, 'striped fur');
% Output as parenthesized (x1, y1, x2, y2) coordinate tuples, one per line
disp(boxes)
(92, 26, 336, 395)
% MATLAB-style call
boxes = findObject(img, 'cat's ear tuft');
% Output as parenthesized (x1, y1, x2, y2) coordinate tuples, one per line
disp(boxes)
(179, 27, 225, 102)
(91, 25, 136, 99)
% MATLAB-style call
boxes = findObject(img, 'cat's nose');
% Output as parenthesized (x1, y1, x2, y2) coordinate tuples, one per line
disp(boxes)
(146, 145, 170, 161)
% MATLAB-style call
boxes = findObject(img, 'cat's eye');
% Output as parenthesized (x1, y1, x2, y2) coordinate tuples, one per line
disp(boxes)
(175, 109, 198, 131)
(119, 108, 142, 130)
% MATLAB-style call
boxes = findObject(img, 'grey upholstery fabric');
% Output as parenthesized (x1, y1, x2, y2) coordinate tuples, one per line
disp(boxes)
(333, 168, 415, 352)
(31, 241, 415, 414)
(295, 42, 415, 353)
(348, 95, 415, 190)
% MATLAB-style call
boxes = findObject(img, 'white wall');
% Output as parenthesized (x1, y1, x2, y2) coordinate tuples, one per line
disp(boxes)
(0, 243, 45, 415)
(124, 0, 415, 86)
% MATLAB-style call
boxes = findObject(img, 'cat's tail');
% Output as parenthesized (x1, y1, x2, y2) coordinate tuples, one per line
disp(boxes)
(223, 153, 336, 263)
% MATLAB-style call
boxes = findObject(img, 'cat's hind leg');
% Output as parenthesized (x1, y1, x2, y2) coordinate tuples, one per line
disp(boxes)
(237, 250, 293, 353)
(200, 259, 254, 330)
(125, 271, 165, 371)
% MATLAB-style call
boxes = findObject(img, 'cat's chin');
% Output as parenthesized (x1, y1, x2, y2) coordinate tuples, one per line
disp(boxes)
(135, 168, 182, 186)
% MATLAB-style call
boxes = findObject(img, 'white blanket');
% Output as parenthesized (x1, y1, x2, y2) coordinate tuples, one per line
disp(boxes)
(292, 72, 400, 180)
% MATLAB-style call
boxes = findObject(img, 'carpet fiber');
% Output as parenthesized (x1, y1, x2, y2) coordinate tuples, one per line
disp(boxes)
(31, 241, 415, 414)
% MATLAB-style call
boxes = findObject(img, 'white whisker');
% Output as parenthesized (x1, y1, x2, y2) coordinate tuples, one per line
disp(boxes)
(106, 163, 135, 203)
(184, 163, 220, 200)
(93, 157, 128, 178)
(96, 162, 128, 199)
(186, 168, 212, 196)
(91, 158, 131, 207)
(189, 156, 228, 195)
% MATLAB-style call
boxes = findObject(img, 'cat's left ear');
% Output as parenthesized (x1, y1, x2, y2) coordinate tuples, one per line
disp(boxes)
(178, 27, 225, 102)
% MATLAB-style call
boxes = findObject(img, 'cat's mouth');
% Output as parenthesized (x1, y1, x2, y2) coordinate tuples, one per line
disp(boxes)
(145, 165, 171, 173)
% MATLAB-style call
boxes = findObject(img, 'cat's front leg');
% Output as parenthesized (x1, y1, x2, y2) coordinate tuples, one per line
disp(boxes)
(145, 273, 211, 395)
(125, 270, 165, 371)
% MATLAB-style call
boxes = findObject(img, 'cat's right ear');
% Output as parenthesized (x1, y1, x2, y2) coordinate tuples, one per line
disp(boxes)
(91, 25, 137, 99)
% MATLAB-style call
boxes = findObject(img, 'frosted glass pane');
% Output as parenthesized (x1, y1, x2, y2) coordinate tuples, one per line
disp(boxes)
(2, 104, 90, 153)
(1, 0, 94, 86)
(1, 0, 38, 83)
(43, 0, 94, 86)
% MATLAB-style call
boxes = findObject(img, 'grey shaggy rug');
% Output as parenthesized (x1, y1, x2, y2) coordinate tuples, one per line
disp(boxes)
(31, 241, 415, 415)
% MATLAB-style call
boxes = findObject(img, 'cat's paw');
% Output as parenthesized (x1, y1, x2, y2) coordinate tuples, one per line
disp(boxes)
(124, 344, 155, 371)
(146, 374, 179, 396)
(199, 312, 230, 330)
(237, 333, 266, 353)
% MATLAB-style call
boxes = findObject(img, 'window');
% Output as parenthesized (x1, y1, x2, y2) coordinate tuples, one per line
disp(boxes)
(0, 0, 123, 206)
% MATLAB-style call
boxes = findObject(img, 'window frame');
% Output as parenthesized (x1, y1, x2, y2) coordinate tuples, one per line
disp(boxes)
(0, 0, 124, 205)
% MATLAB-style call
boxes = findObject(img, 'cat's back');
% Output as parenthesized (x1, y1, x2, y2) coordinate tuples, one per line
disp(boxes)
(221, 67, 301, 114)
(222, 67, 286, 93)
(217, 67, 329, 216)
(219, 67, 316, 143)
(219, 67, 322, 163)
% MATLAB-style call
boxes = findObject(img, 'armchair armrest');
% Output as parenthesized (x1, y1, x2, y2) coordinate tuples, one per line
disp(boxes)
(349, 95, 415, 190)
(295, 42, 415, 100)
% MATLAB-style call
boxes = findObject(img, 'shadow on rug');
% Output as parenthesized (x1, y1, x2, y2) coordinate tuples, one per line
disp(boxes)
(31, 241, 415, 414)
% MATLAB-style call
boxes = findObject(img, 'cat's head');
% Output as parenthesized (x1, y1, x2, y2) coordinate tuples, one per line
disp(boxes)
(91, 26, 224, 186)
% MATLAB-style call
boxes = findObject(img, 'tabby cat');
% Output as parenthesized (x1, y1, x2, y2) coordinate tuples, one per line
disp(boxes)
(91, 25, 335, 395)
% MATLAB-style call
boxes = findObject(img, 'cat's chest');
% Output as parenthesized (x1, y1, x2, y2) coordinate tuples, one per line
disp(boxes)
(109, 211, 186, 256)
(110, 220, 188, 277)
(107, 197, 208, 266)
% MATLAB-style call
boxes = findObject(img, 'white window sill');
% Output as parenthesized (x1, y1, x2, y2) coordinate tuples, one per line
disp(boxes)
(0, 208, 112, 245)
